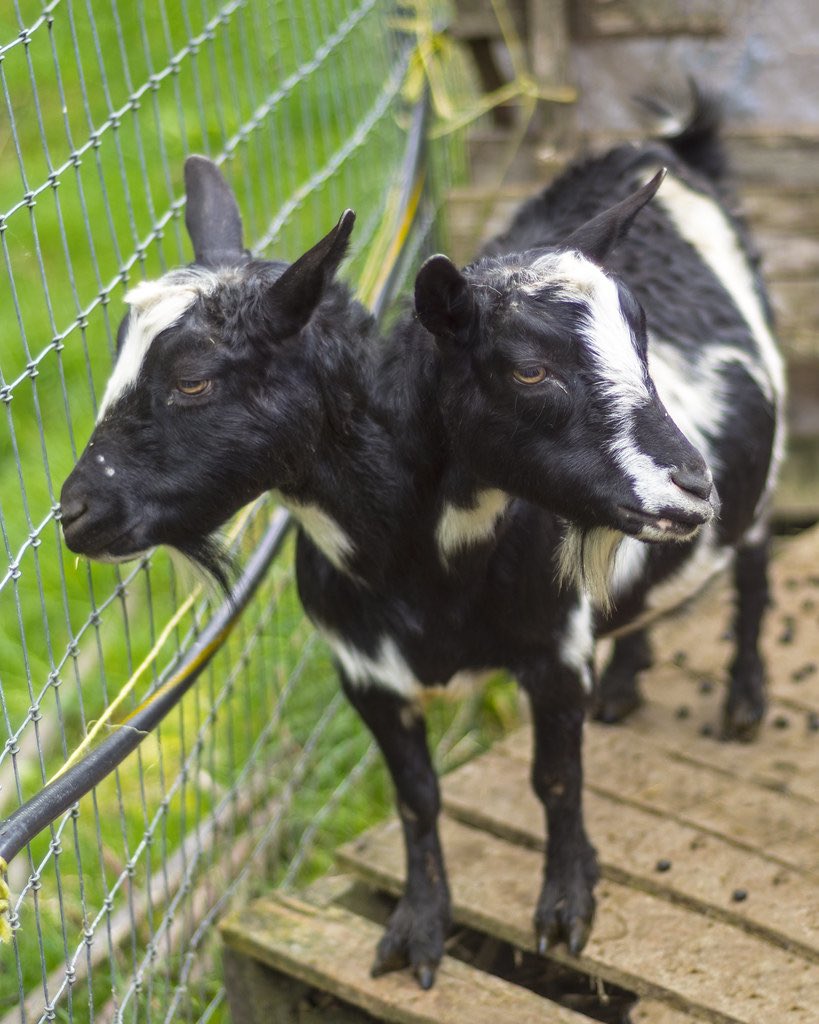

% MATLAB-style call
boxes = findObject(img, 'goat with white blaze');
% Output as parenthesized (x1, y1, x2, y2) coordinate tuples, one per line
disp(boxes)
(60, 95, 782, 989)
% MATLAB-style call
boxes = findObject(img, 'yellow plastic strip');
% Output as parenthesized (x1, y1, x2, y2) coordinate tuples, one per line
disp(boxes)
(49, 503, 257, 784)
(0, 858, 10, 943)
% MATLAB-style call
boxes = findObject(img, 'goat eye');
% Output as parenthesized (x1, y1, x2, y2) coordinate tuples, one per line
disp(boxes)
(175, 379, 212, 397)
(512, 366, 548, 385)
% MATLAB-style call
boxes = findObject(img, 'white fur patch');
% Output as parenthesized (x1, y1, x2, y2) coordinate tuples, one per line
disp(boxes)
(560, 594, 594, 693)
(522, 251, 690, 516)
(436, 488, 508, 561)
(558, 526, 623, 611)
(283, 499, 356, 572)
(650, 169, 786, 521)
(323, 633, 419, 699)
(610, 537, 648, 601)
(652, 171, 784, 401)
(97, 268, 224, 421)
(321, 629, 495, 700)
(526, 250, 651, 411)
(647, 340, 724, 474)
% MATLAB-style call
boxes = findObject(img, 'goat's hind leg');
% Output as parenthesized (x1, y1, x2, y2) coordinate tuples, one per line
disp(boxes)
(340, 673, 449, 989)
(593, 628, 653, 724)
(722, 535, 770, 742)
(519, 659, 599, 956)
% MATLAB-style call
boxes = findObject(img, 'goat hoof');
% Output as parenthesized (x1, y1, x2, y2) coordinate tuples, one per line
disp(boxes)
(416, 964, 435, 990)
(721, 698, 764, 743)
(370, 895, 448, 989)
(534, 861, 597, 957)
(593, 689, 643, 725)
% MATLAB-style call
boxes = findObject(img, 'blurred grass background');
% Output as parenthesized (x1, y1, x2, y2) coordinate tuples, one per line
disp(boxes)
(0, 2, 515, 1020)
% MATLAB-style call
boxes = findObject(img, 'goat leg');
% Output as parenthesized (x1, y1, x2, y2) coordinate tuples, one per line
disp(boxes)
(722, 536, 770, 741)
(520, 664, 598, 956)
(593, 628, 653, 724)
(341, 673, 450, 989)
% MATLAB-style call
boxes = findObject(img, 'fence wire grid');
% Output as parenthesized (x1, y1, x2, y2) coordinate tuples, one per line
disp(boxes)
(0, 2, 508, 1021)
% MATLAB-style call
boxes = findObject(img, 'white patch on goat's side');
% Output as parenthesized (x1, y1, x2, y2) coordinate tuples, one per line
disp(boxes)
(560, 594, 594, 693)
(558, 525, 623, 611)
(436, 488, 508, 562)
(283, 499, 356, 573)
(649, 169, 786, 520)
(97, 268, 224, 422)
(647, 339, 723, 473)
(651, 171, 784, 401)
(322, 632, 419, 699)
(322, 628, 496, 701)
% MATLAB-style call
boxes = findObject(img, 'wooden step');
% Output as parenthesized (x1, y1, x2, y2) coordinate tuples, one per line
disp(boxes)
(541, 726, 819, 873)
(644, 522, 819, 717)
(442, 751, 819, 959)
(220, 890, 597, 1023)
(220, 527, 819, 1022)
(338, 816, 819, 1024)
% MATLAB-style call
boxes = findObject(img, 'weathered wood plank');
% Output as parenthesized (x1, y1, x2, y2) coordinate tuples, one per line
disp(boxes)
(731, 139, 819, 191)
(605, 673, 819, 803)
(572, 0, 728, 38)
(647, 524, 819, 713)
(449, 0, 527, 42)
(755, 233, 819, 282)
(222, 946, 374, 1024)
(771, 279, 819, 346)
(339, 817, 819, 1024)
(631, 1000, 712, 1024)
(220, 892, 591, 1024)
(499, 726, 819, 874)
(441, 752, 819, 959)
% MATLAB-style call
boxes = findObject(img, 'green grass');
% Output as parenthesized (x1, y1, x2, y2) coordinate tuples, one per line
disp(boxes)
(0, 2, 491, 1020)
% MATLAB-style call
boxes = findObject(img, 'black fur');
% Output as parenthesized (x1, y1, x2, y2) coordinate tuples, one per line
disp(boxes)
(60, 99, 783, 987)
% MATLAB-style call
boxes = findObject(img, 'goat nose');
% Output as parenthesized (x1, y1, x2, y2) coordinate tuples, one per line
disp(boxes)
(59, 489, 89, 530)
(671, 464, 713, 502)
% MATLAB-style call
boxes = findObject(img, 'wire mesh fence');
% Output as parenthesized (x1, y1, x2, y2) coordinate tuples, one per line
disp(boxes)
(0, 2, 513, 1021)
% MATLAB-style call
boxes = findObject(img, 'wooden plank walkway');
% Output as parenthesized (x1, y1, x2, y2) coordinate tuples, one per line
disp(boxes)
(221, 526, 819, 1023)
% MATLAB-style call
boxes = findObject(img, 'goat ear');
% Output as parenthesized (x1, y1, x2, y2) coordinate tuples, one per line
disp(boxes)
(184, 155, 247, 267)
(415, 255, 474, 342)
(267, 209, 356, 336)
(559, 168, 666, 264)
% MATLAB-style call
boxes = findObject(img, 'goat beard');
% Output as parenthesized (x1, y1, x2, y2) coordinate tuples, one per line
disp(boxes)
(174, 534, 236, 596)
(557, 525, 623, 612)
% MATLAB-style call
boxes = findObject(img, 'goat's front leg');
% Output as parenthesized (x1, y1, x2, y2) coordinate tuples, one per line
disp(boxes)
(341, 673, 449, 989)
(722, 537, 770, 741)
(519, 660, 598, 956)
(593, 628, 653, 724)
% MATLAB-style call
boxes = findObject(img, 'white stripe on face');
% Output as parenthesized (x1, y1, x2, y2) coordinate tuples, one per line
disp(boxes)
(529, 250, 652, 412)
(528, 252, 683, 512)
(97, 271, 220, 422)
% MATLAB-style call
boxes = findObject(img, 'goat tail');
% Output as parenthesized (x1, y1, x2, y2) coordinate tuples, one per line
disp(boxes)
(637, 78, 727, 185)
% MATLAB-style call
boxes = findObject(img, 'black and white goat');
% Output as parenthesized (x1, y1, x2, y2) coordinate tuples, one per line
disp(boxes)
(60, 101, 783, 989)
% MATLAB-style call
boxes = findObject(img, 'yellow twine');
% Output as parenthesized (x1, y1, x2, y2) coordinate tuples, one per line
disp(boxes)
(0, 858, 11, 943)
(50, 502, 258, 784)
(395, 1, 576, 139)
